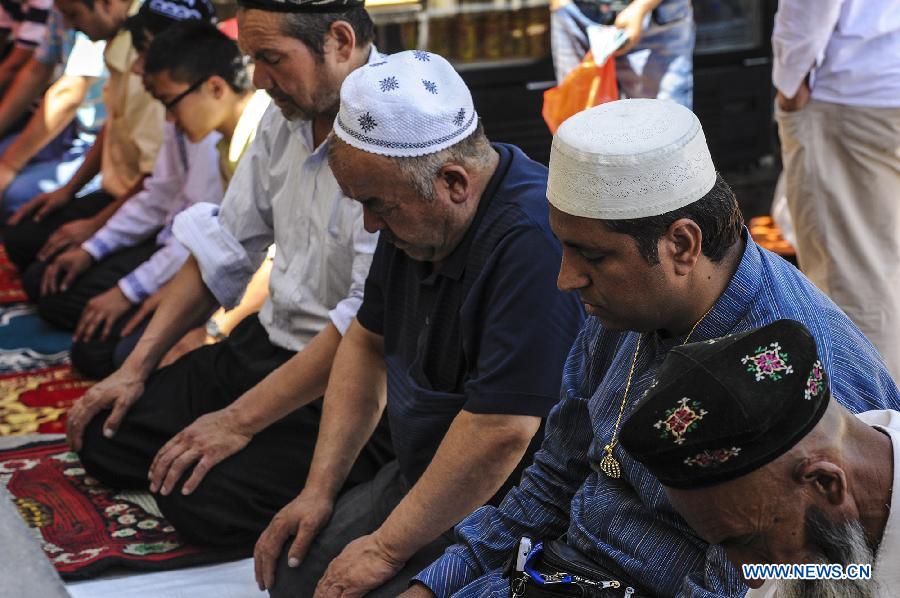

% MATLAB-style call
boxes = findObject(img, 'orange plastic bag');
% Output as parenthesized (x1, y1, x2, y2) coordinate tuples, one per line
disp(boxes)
(542, 52, 619, 134)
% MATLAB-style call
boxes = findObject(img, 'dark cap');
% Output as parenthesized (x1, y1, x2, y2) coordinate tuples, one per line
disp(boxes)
(237, 0, 364, 13)
(620, 319, 830, 489)
(127, 0, 217, 50)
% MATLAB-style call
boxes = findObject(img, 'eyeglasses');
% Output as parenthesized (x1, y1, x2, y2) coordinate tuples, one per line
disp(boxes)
(163, 78, 207, 110)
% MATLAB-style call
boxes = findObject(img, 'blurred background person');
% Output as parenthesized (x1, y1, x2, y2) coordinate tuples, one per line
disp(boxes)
(773, 0, 900, 380)
(550, 0, 694, 108)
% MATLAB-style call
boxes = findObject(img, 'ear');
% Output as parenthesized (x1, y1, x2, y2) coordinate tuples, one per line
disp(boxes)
(324, 20, 356, 64)
(206, 75, 228, 100)
(795, 460, 848, 507)
(660, 218, 702, 276)
(438, 164, 471, 205)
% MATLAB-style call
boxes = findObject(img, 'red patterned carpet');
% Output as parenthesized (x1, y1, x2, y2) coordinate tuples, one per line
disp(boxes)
(0, 365, 92, 435)
(2, 440, 244, 580)
(0, 245, 89, 436)
(0, 245, 27, 304)
(0, 245, 238, 579)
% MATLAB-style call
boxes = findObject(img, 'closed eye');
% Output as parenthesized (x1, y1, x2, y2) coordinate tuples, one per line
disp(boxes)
(254, 52, 282, 66)
(579, 251, 605, 264)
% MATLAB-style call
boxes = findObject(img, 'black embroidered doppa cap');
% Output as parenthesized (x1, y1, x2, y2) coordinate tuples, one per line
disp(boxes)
(620, 319, 831, 489)
(128, 0, 217, 34)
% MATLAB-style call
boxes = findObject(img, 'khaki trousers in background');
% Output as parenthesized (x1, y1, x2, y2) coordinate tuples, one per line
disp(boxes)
(777, 99, 900, 381)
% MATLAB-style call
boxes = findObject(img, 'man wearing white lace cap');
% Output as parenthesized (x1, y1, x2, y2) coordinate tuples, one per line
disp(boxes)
(258, 49, 585, 596)
(403, 99, 898, 598)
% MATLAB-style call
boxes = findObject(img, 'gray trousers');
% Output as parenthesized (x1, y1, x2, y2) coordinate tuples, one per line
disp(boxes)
(270, 461, 455, 597)
(777, 99, 900, 381)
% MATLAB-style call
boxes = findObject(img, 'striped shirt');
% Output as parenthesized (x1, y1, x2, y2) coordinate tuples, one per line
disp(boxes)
(415, 231, 900, 597)
(0, 0, 51, 48)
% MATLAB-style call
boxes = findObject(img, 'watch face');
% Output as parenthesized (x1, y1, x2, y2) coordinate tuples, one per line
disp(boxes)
(205, 320, 223, 339)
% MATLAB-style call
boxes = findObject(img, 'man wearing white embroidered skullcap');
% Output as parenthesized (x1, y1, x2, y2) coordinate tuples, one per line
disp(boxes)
(259, 49, 585, 597)
(403, 98, 899, 598)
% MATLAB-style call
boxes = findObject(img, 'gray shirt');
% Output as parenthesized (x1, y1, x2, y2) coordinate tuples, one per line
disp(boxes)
(173, 96, 379, 351)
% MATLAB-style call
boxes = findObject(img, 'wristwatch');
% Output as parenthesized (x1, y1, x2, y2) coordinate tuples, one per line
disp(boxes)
(205, 319, 227, 342)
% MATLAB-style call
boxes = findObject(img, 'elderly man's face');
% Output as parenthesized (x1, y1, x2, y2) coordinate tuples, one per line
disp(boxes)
(666, 470, 876, 597)
(330, 142, 460, 262)
(238, 9, 341, 121)
(549, 205, 676, 332)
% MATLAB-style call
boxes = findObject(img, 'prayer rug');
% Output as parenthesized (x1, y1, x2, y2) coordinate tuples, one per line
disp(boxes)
(1, 303, 85, 436)
(1, 439, 245, 580)
(0, 245, 26, 304)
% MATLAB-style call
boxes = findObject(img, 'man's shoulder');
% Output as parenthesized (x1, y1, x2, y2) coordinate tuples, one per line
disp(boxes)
(494, 143, 550, 203)
(477, 144, 555, 254)
(750, 250, 899, 407)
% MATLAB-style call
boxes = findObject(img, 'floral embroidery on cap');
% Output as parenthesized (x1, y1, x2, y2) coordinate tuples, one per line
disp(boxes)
(413, 50, 431, 61)
(654, 398, 708, 445)
(804, 360, 825, 400)
(379, 76, 399, 92)
(684, 447, 742, 468)
(422, 79, 438, 94)
(741, 341, 793, 381)
(358, 112, 378, 133)
(452, 108, 466, 127)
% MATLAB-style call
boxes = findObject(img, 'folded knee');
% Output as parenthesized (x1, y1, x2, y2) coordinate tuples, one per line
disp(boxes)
(155, 480, 259, 548)
(70, 340, 117, 379)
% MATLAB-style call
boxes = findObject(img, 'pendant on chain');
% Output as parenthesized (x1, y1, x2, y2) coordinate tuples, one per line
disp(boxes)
(600, 445, 621, 478)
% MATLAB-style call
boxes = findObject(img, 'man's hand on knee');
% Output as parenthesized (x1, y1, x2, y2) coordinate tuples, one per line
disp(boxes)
(40, 247, 92, 296)
(254, 489, 334, 591)
(66, 369, 146, 451)
(148, 408, 253, 496)
(313, 532, 406, 598)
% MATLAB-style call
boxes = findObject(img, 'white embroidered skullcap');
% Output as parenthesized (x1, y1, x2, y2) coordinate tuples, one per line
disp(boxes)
(547, 99, 717, 220)
(334, 50, 478, 158)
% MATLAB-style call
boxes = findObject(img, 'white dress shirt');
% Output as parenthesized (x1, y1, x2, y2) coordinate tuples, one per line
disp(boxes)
(772, 0, 900, 108)
(747, 409, 900, 598)
(82, 123, 224, 303)
(173, 51, 382, 352)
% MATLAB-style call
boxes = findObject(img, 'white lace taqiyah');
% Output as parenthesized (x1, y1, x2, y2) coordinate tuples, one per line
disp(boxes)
(334, 50, 478, 158)
(547, 99, 718, 220)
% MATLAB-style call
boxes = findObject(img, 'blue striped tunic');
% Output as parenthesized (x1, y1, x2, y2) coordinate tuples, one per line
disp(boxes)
(414, 232, 900, 597)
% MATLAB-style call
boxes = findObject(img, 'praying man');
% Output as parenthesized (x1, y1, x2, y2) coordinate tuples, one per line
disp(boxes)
(622, 319, 899, 598)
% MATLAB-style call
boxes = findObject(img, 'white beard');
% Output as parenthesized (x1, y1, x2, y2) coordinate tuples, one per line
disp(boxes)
(776, 510, 879, 598)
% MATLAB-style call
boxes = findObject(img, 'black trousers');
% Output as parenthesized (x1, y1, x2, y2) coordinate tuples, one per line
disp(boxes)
(2, 189, 114, 272)
(23, 237, 157, 327)
(71, 322, 146, 380)
(19, 238, 159, 378)
(78, 315, 395, 551)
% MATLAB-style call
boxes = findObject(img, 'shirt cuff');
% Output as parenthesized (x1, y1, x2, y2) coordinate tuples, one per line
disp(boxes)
(82, 237, 113, 261)
(172, 202, 256, 309)
(328, 295, 363, 336)
(462, 390, 558, 417)
(118, 275, 146, 304)
(412, 552, 480, 598)
(772, 64, 808, 100)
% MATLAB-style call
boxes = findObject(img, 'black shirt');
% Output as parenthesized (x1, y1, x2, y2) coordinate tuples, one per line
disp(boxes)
(356, 143, 585, 494)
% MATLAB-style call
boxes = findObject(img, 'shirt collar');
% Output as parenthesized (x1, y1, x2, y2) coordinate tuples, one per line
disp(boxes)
(432, 143, 512, 282)
(653, 227, 762, 352)
(870, 416, 900, 592)
(103, 0, 141, 73)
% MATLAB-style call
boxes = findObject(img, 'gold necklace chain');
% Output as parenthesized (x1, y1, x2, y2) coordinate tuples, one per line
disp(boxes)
(598, 304, 715, 479)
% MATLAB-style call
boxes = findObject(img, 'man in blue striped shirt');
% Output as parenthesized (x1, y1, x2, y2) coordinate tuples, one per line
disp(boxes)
(405, 100, 900, 597)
